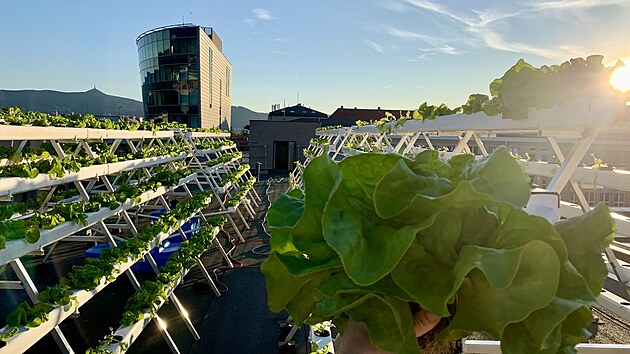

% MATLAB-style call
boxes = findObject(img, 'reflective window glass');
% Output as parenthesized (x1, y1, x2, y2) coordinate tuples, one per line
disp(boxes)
(189, 63, 199, 81)
(179, 39, 188, 54)
(192, 116, 200, 128)
(189, 89, 199, 106)
(188, 39, 198, 54)
(161, 40, 168, 56)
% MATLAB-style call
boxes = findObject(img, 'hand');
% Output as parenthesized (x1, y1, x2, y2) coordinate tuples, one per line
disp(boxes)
(412, 309, 441, 337)
(338, 310, 441, 354)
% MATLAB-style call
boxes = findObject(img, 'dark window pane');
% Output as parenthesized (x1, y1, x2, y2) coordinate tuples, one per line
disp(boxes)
(188, 38, 198, 54)
(189, 89, 199, 105)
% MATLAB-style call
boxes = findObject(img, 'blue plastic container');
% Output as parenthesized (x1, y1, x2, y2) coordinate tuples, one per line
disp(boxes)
(151, 209, 200, 243)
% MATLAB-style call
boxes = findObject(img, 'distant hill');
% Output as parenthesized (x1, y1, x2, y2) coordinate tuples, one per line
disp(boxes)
(0, 88, 267, 129)
(0, 88, 144, 117)
(231, 105, 267, 131)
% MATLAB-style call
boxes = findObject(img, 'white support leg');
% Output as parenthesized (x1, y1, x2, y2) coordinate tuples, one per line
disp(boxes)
(547, 130, 599, 194)
(453, 131, 474, 155)
(547, 137, 590, 211)
(195, 258, 222, 297)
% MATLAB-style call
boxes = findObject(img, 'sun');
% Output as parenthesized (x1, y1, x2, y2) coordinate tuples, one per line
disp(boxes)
(609, 62, 630, 93)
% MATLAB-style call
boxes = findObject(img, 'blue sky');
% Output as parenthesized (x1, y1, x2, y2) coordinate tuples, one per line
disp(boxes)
(1, 0, 629, 114)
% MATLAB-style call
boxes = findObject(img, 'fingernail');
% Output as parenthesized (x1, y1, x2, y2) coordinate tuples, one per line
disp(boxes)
(426, 312, 440, 321)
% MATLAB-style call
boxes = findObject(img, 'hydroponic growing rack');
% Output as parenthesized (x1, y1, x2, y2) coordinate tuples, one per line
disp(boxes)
(0, 120, 257, 354)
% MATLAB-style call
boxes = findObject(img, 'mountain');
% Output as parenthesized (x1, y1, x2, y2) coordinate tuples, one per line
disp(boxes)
(0, 88, 144, 117)
(231, 105, 267, 131)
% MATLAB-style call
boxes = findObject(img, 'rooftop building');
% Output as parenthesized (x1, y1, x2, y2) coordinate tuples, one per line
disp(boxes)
(136, 24, 232, 129)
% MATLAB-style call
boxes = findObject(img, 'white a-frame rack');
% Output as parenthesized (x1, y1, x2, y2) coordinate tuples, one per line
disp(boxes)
(0, 124, 240, 353)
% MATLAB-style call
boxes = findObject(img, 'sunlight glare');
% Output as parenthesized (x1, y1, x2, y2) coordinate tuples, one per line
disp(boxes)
(609, 62, 630, 92)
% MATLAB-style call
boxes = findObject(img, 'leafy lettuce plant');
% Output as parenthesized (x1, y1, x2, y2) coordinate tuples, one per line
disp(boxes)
(262, 147, 614, 354)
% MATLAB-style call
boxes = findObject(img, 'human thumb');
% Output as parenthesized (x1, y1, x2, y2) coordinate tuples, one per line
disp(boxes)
(413, 310, 441, 337)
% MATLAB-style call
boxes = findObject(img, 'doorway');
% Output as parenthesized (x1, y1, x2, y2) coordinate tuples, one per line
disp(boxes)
(274, 141, 295, 170)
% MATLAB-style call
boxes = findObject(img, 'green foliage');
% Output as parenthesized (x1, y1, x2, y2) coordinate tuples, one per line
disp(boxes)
(0, 167, 195, 248)
(39, 284, 77, 307)
(262, 148, 614, 354)
(5, 302, 53, 329)
(85, 327, 128, 354)
(460, 94, 490, 114)
(0, 219, 40, 248)
(207, 151, 243, 167)
(195, 139, 235, 151)
(487, 55, 623, 120)
(120, 281, 167, 326)
(218, 165, 250, 187)
(412, 102, 462, 121)
(120, 225, 218, 327)
(0, 107, 198, 131)
(226, 177, 256, 207)
(316, 125, 342, 132)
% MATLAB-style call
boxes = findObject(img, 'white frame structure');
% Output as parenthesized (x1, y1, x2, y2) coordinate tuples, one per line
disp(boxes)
(0, 125, 252, 353)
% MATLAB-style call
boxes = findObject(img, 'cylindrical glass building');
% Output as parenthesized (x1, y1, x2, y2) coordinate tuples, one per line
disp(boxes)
(136, 24, 232, 129)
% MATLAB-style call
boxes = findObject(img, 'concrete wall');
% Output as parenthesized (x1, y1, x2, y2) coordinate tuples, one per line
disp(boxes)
(199, 28, 232, 129)
(249, 120, 321, 171)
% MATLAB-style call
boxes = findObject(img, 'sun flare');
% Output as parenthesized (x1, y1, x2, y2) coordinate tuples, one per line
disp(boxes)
(609, 62, 630, 92)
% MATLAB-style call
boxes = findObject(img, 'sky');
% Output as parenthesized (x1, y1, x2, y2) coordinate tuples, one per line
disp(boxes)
(1, 0, 629, 114)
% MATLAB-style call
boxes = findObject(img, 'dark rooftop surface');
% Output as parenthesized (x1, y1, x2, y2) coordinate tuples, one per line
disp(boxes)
(268, 104, 328, 118)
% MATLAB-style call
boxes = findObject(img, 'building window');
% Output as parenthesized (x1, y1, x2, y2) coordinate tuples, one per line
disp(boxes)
(601, 192, 611, 205)
(569, 192, 578, 204)
(226, 67, 230, 97)
(586, 192, 595, 206)
(209, 48, 213, 107)
(613, 193, 625, 207)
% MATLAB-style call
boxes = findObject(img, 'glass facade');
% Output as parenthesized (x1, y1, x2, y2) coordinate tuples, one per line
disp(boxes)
(137, 26, 201, 127)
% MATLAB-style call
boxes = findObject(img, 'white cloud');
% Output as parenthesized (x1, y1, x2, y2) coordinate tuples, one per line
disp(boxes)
(383, 26, 445, 45)
(253, 8, 274, 20)
(244, 18, 254, 27)
(381, 25, 462, 56)
(401, 0, 578, 59)
(529, 0, 627, 10)
(422, 45, 462, 55)
(405, 53, 432, 62)
(365, 40, 386, 53)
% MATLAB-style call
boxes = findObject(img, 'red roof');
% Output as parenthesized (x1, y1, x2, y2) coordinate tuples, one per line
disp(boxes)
(328, 107, 413, 121)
